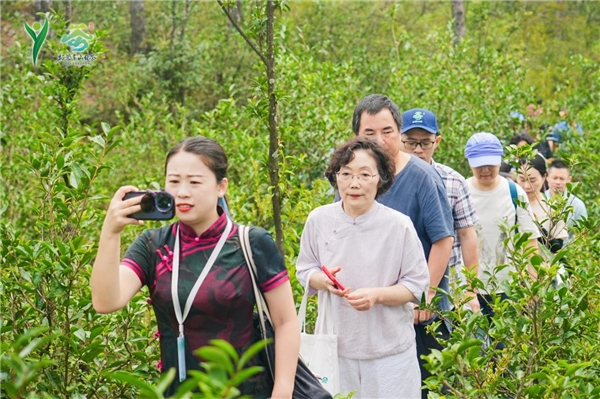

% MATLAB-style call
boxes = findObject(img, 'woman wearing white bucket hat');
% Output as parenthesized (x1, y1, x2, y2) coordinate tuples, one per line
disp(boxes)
(464, 132, 540, 318)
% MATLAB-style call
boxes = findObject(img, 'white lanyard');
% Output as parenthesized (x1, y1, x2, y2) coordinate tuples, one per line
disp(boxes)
(170, 217, 232, 381)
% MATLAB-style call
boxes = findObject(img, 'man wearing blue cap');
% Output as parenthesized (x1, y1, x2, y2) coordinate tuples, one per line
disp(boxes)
(400, 108, 481, 396)
(352, 95, 455, 399)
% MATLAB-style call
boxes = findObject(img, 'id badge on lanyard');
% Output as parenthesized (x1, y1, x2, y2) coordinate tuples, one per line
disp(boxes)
(177, 335, 186, 382)
(170, 218, 232, 382)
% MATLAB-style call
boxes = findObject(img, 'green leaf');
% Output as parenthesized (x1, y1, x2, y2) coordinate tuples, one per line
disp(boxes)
(19, 332, 56, 358)
(528, 372, 548, 381)
(208, 339, 239, 364)
(467, 345, 481, 362)
(81, 345, 104, 362)
(565, 362, 592, 377)
(195, 346, 234, 375)
(89, 326, 104, 340)
(456, 338, 482, 355)
(155, 368, 177, 395)
(239, 339, 269, 369)
(230, 366, 264, 387)
(73, 328, 87, 343)
(56, 154, 65, 170)
(105, 371, 160, 398)
(101, 122, 112, 134)
(90, 135, 106, 148)
(69, 163, 85, 189)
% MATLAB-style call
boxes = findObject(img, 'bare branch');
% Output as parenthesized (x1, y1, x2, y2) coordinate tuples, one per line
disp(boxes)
(216, 0, 267, 67)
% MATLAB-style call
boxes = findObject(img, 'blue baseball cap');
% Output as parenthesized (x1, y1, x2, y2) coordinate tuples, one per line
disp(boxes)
(464, 132, 503, 167)
(548, 121, 569, 143)
(509, 111, 526, 122)
(401, 108, 439, 134)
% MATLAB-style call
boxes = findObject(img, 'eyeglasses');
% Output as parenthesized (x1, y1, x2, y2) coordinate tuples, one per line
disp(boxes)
(336, 172, 378, 182)
(402, 140, 435, 150)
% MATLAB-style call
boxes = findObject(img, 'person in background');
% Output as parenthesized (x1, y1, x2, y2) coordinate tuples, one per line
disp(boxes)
(91, 136, 299, 398)
(552, 108, 584, 148)
(509, 132, 535, 148)
(399, 108, 480, 313)
(464, 133, 540, 317)
(297, 137, 429, 399)
(351, 94, 454, 399)
(545, 160, 588, 243)
(508, 111, 527, 133)
(500, 161, 517, 182)
(509, 132, 553, 160)
(517, 154, 568, 253)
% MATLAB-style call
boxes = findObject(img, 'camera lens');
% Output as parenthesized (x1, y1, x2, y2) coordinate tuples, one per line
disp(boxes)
(155, 192, 173, 212)
(140, 193, 156, 213)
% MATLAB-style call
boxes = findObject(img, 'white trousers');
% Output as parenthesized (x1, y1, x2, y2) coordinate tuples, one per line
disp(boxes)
(338, 344, 421, 399)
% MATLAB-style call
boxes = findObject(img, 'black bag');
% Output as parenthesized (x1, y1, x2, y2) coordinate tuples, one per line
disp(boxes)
(239, 225, 333, 399)
(251, 312, 333, 399)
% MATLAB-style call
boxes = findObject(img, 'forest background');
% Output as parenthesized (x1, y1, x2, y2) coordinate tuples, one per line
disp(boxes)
(1, 0, 599, 398)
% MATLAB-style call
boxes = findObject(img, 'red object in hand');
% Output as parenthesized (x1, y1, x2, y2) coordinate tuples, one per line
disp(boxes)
(321, 266, 345, 291)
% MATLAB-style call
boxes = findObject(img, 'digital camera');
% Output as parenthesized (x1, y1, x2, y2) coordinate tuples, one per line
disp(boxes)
(123, 190, 175, 221)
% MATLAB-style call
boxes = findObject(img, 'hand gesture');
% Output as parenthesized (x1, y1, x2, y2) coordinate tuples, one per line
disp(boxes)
(346, 288, 377, 311)
(320, 267, 350, 297)
(102, 186, 144, 235)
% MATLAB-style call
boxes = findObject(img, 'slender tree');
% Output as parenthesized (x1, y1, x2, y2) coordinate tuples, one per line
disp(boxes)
(451, 0, 466, 45)
(229, 0, 243, 26)
(217, 0, 284, 255)
(35, 0, 52, 17)
(129, 0, 148, 55)
(265, 0, 283, 255)
(65, 0, 72, 22)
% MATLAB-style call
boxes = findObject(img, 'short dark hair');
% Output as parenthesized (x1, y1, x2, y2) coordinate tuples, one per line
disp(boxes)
(509, 132, 535, 146)
(549, 159, 568, 170)
(500, 161, 513, 173)
(548, 159, 571, 175)
(352, 94, 403, 135)
(165, 136, 228, 182)
(325, 137, 395, 198)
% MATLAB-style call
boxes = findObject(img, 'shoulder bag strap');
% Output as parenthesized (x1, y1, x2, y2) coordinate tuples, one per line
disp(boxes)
(508, 181, 519, 232)
(297, 269, 319, 333)
(238, 225, 276, 378)
(238, 225, 273, 326)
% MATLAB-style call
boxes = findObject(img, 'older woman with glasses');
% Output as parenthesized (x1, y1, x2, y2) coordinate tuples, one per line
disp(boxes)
(296, 136, 429, 399)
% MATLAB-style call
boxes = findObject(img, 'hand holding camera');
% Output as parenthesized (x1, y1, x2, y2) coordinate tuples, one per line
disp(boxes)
(122, 190, 175, 221)
(102, 187, 176, 235)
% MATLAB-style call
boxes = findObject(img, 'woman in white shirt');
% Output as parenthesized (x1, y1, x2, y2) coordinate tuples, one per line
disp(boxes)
(296, 137, 429, 399)
(517, 154, 568, 254)
(464, 133, 540, 316)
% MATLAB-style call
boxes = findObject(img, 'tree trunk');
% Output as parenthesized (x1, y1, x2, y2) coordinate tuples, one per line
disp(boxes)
(451, 0, 466, 45)
(130, 0, 148, 55)
(216, 0, 284, 254)
(65, 0, 72, 23)
(266, 0, 284, 255)
(228, 0, 243, 26)
(35, 0, 52, 19)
